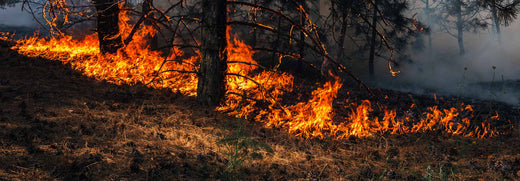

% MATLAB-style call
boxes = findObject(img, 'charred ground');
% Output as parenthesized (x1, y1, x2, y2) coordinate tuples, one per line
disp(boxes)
(1, 40, 520, 180)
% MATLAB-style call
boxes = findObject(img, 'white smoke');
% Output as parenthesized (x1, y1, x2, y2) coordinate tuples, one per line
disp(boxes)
(370, 21, 520, 105)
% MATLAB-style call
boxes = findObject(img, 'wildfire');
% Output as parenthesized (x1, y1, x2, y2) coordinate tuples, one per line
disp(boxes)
(0, 32, 11, 41)
(5, 10, 503, 140)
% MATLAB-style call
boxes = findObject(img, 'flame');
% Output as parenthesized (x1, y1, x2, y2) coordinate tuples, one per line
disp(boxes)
(218, 32, 294, 119)
(4, 9, 505, 140)
(388, 60, 400, 76)
(0, 32, 11, 41)
(14, 11, 199, 95)
(412, 19, 424, 32)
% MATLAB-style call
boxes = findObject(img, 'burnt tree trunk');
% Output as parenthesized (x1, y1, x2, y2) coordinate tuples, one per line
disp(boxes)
(297, 4, 306, 75)
(94, 0, 123, 54)
(425, 0, 432, 51)
(271, 1, 286, 66)
(368, 0, 378, 77)
(455, 0, 465, 55)
(197, 0, 228, 106)
(142, 0, 158, 50)
(490, 1, 502, 45)
(250, 0, 258, 47)
(336, 13, 348, 61)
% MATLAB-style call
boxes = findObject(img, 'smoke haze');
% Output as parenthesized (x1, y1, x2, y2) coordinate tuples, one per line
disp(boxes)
(0, 3, 36, 27)
(370, 21, 520, 105)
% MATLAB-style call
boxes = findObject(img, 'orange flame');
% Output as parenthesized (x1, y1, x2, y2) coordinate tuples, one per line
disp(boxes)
(5, 10, 504, 140)
(0, 32, 11, 41)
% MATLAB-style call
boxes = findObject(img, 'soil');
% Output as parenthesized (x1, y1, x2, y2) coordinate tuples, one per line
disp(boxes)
(1, 40, 520, 180)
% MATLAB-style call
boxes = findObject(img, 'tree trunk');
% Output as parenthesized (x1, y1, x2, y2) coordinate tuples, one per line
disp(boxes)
(336, 13, 348, 60)
(368, 0, 378, 77)
(272, 1, 286, 66)
(426, 0, 432, 51)
(491, 1, 502, 45)
(297, 3, 306, 74)
(455, 0, 465, 55)
(142, 0, 158, 50)
(250, 0, 258, 47)
(94, 0, 123, 54)
(197, 0, 228, 106)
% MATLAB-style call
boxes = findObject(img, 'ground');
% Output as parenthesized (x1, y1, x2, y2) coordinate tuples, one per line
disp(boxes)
(1, 40, 520, 180)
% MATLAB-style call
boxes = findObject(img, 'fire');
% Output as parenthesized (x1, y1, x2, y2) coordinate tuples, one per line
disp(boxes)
(4, 9, 504, 140)
(218, 32, 294, 119)
(14, 13, 199, 95)
(0, 32, 11, 41)
(283, 79, 341, 139)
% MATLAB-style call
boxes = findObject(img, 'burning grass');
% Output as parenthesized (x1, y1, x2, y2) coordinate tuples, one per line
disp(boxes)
(1, 37, 520, 180)
(0, 2, 519, 179)
(0, 1, 513, 142)
(4, 19, 506, 140)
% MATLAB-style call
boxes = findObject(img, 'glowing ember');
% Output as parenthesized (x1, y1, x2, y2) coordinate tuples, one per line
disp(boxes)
(4, 9, 503, 140)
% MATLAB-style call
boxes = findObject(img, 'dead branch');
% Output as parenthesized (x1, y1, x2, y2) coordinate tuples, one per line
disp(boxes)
(160, 69, 198, 74)
(227, 1, 375, 100)
(227, 92, 264, 103)
(227, 1, 326, 55)
(226, 72, 288, 113)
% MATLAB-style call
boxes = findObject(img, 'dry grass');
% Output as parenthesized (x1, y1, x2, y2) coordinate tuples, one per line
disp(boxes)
(1, 41, 520, 180)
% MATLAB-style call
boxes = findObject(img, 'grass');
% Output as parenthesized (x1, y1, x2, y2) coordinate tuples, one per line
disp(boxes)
(1, 41, 520, 180)
(218, 118, 274, 179)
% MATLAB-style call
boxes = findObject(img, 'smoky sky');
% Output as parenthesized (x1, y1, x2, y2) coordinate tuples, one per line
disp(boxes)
(370, 17, 520, 105)
(0, 3, 36, 27)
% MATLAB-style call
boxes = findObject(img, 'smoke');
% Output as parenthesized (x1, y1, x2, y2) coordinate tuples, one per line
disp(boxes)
(0, 3, 42, 38)
(370, 20, 520, 105)
(0, 3, 36, 27)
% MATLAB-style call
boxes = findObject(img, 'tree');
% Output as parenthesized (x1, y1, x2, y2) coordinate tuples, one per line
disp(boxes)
(20, 0, 125, 54)
(328, 0, 419, 77)
(437, 0, 485, 55)
(368, 0, 378, 77)
(141, 0, 157, 50)
(93, 0, 123, 54)
(197, 0, 228, 106)
(330, 0, 352, 62)
(411, 0, 444, 51)
(478, 0, 520, 45)
(422, 0, 434, 50)
(454, 0, 466, 55)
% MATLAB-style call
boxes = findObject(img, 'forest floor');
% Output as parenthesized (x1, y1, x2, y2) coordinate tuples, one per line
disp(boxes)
(1, 39, 520, 180)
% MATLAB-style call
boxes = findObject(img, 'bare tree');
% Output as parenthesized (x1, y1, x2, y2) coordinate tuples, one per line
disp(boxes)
(437, 0, 485, 55)
(368, 0, 378, 77)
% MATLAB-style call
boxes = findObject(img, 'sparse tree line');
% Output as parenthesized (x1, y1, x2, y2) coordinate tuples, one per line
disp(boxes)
(2, 0, 519, 105)
(411, 0, 519, 55)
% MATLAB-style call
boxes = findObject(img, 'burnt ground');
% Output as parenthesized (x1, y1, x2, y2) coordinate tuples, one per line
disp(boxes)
(1, 39, 520, 180)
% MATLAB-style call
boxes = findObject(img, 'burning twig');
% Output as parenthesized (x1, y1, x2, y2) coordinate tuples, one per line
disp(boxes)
(21, 1, 51, 35)
(226, 73, 285, 109)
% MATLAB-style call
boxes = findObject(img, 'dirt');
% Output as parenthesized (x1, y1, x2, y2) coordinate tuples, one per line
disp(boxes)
(1, 40, 520, 180)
